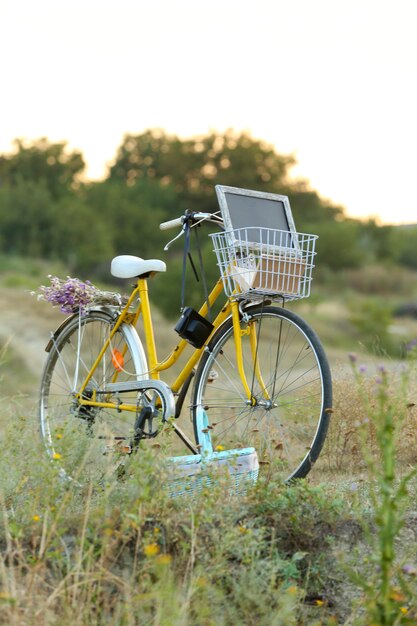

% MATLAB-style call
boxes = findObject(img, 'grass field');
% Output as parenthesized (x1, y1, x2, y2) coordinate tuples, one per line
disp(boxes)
(2, 263, 417, 625)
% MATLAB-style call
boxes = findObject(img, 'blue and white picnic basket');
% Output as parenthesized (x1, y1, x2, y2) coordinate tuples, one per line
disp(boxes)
(168, 407, 259, 498)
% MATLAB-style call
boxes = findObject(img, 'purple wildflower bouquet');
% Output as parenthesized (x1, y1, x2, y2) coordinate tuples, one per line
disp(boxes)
(33, 276, 99, 314)
(33, 276, 127, 314)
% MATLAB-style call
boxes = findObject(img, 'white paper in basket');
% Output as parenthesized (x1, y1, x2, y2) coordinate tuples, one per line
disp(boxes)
(230, 256, 257, 291)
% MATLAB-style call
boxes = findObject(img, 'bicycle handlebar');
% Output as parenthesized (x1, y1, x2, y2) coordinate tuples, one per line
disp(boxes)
(160, 211, 223, 250)
(159, 212, 222, 231)
(159, 217, 184, 231)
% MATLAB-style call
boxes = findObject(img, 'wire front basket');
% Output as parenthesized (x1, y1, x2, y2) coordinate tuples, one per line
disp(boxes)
(210, 227, 317, 301)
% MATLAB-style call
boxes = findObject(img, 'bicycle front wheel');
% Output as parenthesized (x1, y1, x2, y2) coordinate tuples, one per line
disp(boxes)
(39, 311, 145, 482)
(192, 305, 332, 482)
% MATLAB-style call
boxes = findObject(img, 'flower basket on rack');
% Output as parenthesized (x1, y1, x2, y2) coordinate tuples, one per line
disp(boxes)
(32, 276, 128, 314)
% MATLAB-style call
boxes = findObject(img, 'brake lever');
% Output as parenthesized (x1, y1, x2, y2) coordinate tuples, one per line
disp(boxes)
(163, 212, 222, 251)
(164, 224, 187, 251)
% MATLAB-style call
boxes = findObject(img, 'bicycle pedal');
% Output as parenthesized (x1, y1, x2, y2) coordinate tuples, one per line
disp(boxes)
(117, 442, 132, 455)
(103, 440, 132, 455)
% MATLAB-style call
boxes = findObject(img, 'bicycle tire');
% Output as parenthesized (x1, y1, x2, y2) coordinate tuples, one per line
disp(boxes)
(192, 305, 332, 482)
(39, 310, 146, 482)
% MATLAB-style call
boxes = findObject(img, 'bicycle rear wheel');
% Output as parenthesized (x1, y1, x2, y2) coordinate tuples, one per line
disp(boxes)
(39, 311, 145, 482)
(192, 305, 332, 482)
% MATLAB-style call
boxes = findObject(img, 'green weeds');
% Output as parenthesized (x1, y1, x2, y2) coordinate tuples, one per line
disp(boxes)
(0, 410, 355, 625)
(3, 354, 417, 624)
(346, 357, 417, 624)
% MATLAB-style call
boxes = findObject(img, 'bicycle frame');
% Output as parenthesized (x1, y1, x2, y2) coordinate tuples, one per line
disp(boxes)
(75, 275, 264, 416)
(40, 206, 330, 484)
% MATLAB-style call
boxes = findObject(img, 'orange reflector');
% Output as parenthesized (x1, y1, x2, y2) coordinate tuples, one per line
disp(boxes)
(111, 348, 124, 371)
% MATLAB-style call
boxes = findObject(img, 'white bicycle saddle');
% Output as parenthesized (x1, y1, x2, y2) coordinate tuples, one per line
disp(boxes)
(111, 255, 166, 279)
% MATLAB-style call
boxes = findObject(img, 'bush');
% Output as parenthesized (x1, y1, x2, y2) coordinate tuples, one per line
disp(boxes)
(342, 265, 417, 297)
(349, 299, 397, 356)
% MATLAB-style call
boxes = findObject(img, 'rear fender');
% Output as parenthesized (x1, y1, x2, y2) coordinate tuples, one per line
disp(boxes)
(44, 306, 149, 380)
(44, 307, 118, 353)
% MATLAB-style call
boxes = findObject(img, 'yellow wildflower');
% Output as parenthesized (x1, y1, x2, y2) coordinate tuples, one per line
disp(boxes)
(156, 554, 172, 566)
(0, 592, 15, 603)
(52, 452, 62, 460)
(215, 444, 225, 451)
(144, 543, 160, 557)
(32, 515, 40, 522)
(390, 588, 406, 603)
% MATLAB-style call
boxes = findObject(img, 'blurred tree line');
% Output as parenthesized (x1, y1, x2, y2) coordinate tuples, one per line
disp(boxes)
(1, 130, 416, 317)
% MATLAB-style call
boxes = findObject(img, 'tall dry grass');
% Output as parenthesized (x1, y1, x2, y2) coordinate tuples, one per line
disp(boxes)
(3, 276, 417, 623)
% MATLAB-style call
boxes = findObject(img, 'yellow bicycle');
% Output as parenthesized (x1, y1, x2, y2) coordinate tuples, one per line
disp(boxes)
(39, 204, 332, 484)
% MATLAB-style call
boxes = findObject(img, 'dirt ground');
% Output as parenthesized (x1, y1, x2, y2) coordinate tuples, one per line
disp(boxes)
(0, 287, 64, 376)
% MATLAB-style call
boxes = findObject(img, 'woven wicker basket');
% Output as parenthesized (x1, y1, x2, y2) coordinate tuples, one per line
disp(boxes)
(167, 407, 259, 498)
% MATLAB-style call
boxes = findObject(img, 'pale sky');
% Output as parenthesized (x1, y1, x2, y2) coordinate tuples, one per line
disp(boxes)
(1, 0, 416, 224)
